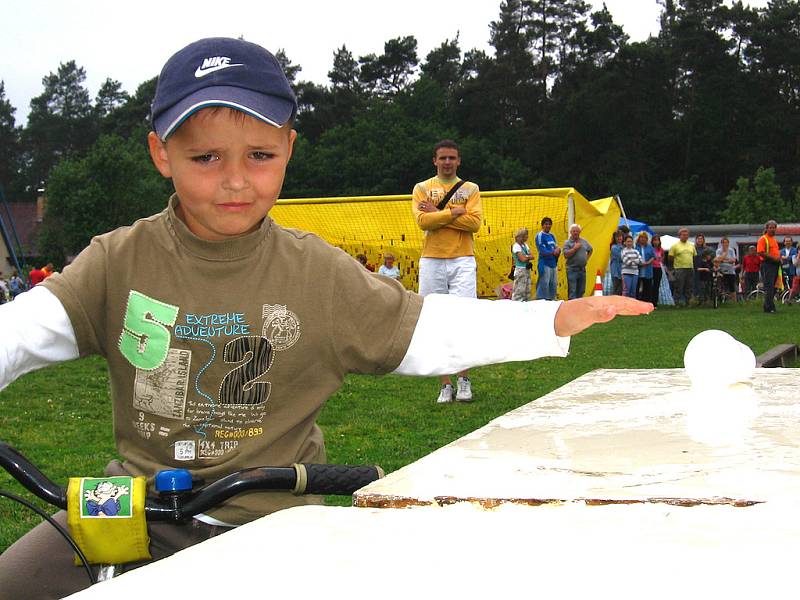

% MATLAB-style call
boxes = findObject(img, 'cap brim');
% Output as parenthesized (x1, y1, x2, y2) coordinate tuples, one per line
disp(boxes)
(153, 86, 296, 140)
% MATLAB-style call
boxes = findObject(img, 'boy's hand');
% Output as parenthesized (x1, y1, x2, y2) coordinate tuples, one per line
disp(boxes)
(554, 296, 654, 337)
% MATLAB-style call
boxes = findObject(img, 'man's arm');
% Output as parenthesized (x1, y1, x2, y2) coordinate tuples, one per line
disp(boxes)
(0, 287, 79, 392)
(563, 240, 580, 258)
(535, 232, 558, 257)
(412, 185, 453, 231)
(442, 186, 482, 233)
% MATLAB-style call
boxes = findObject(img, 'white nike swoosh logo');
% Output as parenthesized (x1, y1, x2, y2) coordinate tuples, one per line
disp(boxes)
(194, 63, 244, 78)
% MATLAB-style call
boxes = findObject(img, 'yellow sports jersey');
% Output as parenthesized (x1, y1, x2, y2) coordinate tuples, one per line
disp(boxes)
(668, 240, 696, 269)
(411, 177, 482, 258)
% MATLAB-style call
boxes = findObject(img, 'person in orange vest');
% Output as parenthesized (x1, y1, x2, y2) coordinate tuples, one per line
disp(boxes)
(757, 220, 781, 313)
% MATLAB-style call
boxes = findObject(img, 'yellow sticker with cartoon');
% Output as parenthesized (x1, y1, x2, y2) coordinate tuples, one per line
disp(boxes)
(67, 476, 151, 564)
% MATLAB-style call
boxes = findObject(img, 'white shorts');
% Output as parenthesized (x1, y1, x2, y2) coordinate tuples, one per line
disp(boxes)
(418, 256, 477, 298)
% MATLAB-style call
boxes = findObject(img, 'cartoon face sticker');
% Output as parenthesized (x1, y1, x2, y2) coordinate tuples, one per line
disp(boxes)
(81, 477, 133, 518)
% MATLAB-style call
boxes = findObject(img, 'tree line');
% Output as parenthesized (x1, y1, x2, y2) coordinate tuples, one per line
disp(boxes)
(1, 0, 799, 264)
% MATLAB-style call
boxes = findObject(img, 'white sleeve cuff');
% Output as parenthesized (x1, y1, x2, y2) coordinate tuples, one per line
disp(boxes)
(393, 295, 570, 376)
(0, 286, 79, 391)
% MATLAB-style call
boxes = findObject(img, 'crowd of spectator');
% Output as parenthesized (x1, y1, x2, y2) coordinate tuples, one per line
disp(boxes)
(605, 220, 797, 312)
(0, 265, 55, 304)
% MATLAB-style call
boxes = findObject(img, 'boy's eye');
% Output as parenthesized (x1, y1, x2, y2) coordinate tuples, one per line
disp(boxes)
(191, 153, 217, 163)
(251, 151, 275, 161)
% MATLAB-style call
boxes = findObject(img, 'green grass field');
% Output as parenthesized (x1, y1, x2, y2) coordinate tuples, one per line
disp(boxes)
(1, 300, 797, 551)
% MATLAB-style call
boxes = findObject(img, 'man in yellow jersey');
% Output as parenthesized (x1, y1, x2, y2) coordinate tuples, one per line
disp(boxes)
(667, 227, 696, 306)
(412, 140, 482, 403)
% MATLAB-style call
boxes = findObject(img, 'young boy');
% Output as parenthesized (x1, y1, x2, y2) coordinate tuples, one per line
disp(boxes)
(741, 245, 761, 296)
(0, 37, 652, 598)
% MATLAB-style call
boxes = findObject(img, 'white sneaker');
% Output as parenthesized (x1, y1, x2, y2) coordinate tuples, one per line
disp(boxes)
(436, 383, 454, 404)
(456, 377, 473, 402)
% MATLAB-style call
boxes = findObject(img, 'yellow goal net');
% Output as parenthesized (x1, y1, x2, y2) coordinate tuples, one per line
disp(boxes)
(272, 188, 621, 299)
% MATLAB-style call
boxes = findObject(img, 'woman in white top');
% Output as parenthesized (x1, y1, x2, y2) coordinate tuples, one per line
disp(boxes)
(511, 228, 533, 301)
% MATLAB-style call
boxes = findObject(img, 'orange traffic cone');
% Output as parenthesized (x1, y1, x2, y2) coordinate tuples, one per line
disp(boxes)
(593, 270, 603, 296)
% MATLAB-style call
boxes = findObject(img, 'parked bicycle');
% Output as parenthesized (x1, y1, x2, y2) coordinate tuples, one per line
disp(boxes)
(745, 281, 782, 304)
(781, 288, 800, 305)
(710, 269, 727, 308)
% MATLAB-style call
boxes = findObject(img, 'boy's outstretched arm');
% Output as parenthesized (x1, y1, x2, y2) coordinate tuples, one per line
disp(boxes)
(0, 287, 79, 392)
(554, 296, 654, 337)
(393, 295, 653, 377)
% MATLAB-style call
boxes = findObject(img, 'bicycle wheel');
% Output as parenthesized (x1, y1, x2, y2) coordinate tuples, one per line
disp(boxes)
(746, 289, 763, 302)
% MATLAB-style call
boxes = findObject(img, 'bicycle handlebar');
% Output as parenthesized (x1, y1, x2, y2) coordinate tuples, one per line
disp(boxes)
(0, 440, 383, 522)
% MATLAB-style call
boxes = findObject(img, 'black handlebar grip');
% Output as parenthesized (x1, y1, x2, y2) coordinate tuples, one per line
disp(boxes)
(294, 463, 384, 496)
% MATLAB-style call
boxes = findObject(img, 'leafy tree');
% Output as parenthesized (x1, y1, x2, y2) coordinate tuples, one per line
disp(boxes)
(293, 80, 332, 142)
(95, 78, 130, 119)
(38, 134, 172, 262)
(20, 61, 97, 196)
(0, 81, 20, 193)
(745, 0, 800, 184)
(328, 46, 361, 93)
(101, 77, 157, 139)
(420, 36, 463, 96)
(358, 36, 419, 97)
(575, 4, 629, 66)
(275, 49, 302, 85)
(721, 166, 794, 224)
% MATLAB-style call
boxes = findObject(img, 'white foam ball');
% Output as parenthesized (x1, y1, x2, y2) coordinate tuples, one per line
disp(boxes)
(683, 329, 756, 388)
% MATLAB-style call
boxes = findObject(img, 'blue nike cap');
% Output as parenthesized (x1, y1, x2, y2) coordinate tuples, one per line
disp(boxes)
(150, 37, 298, 140)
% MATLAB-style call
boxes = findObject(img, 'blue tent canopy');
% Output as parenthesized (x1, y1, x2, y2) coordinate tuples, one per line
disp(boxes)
(618, 217, 655, 237)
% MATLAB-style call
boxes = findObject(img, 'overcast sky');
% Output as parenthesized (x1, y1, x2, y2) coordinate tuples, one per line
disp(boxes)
(2, 0, 769, 125)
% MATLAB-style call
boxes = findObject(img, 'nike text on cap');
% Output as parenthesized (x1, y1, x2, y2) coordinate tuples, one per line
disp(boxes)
(150, 37, 298, 140)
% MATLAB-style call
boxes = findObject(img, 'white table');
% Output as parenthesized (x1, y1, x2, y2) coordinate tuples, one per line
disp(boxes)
(68, 368, 800, 599)
(67, 502, 798, 599)
(355, 368, 800, 508)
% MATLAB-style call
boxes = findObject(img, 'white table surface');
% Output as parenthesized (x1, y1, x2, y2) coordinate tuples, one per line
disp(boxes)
(355, 368, 800, 508)
(67, 502, 799, 599)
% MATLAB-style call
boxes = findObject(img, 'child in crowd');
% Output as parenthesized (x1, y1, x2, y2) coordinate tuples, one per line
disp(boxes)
(0, 37, 652, 598)
(741, 245, 761, 296)
(356, 253, 375, 271)
(608, 230, 624, 296)
(635, 231, 655, 302)
(650, 234, 665, 306)
(620, 235, 641, 298)
(378, 253, 401, 280)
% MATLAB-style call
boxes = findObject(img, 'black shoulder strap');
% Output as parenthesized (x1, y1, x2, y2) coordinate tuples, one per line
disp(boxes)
(436, 180, 467, 210)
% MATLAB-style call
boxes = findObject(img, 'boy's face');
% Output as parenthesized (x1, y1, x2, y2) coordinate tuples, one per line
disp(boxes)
(148, 108, 296, 241)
